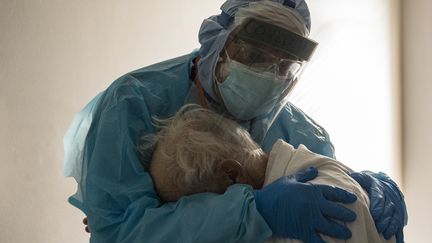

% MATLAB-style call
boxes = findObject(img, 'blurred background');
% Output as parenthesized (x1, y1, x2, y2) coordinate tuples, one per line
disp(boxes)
(0, 0, 430, 242)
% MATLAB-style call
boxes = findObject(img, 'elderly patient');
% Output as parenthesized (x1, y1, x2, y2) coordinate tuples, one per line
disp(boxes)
(139, 105, 394, 243)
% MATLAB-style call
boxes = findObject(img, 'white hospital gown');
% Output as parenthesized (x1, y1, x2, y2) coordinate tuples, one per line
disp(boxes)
(263, 139, 395, 243)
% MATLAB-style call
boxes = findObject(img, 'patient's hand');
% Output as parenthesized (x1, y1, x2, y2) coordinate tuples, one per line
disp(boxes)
(83, 217, 90, 233)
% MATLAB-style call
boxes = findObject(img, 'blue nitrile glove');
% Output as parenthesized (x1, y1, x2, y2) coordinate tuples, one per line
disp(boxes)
(254, 167, 357, 243)
(350, 171, 407, 243)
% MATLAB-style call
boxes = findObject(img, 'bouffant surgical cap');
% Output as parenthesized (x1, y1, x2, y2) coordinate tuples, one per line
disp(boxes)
(198, 0, 311, 100)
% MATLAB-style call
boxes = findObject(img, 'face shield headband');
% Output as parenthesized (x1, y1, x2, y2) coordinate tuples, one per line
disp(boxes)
(236, 18, 318, 62)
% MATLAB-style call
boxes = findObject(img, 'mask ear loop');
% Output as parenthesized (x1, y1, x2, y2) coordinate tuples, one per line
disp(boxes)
(221, 48, 232, 64)
(214, 48, 233, 84)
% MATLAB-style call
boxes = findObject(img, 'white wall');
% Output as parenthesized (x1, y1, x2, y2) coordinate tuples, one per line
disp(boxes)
(291, 0, 402, 180)
(0, 1, 223, 242)
(401, 0, 432, 242)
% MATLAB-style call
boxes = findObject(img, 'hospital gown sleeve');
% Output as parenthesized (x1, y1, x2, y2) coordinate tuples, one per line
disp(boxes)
(83, 87, 272, 242)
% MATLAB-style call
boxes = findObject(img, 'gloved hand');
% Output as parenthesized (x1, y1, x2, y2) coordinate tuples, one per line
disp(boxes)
(350, 171, 407, 243)
(254, 167, 357, 243)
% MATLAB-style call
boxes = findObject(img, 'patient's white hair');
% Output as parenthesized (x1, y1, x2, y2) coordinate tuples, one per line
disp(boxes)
(140, 104, 265, 202)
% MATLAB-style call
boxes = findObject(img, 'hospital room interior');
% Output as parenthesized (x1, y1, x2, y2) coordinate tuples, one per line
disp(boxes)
(1, 0, 430, 242)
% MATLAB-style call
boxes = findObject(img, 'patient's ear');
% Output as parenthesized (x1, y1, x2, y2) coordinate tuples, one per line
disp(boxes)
(218, 159, 244, 184)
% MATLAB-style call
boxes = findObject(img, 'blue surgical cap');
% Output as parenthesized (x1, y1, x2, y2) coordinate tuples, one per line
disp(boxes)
(198, 0, 311, 100)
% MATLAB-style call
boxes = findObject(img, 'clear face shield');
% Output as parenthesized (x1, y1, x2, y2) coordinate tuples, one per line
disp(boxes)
(215, 18, 318, 121)
(218, 38, 305, 82)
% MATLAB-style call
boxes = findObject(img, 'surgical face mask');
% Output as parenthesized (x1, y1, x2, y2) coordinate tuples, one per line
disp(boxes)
(217, 60, 295, 120)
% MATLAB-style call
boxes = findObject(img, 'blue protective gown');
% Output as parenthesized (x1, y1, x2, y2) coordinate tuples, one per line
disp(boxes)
(64, 50, 335, 242)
